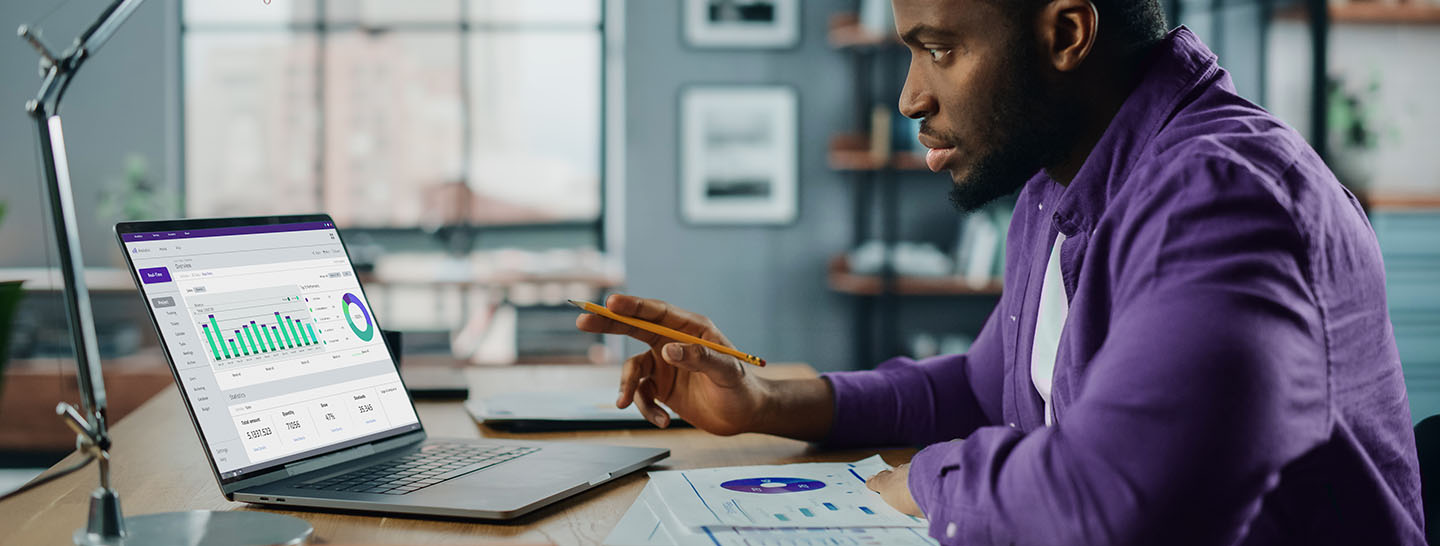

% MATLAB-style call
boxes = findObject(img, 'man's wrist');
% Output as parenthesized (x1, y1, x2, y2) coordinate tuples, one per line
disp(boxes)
(747, 377, 835, 442)
(744, 376, 780, 435)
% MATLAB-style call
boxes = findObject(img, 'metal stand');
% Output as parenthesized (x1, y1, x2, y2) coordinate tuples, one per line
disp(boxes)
(21, 2, 312, 544)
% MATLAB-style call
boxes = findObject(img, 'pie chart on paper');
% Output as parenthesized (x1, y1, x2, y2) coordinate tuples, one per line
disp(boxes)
(720, 477, 827, 494)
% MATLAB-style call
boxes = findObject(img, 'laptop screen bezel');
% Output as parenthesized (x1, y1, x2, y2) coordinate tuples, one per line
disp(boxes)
(115, 214, 427, 493)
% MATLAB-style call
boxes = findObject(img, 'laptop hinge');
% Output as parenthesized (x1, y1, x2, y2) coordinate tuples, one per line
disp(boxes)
(284, 431, 424, 478)
(284, 444, 375, 476)
(223, 430, 425, 494)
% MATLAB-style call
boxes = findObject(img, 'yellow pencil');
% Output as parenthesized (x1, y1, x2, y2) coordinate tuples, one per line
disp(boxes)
(568, 299, 766, 367)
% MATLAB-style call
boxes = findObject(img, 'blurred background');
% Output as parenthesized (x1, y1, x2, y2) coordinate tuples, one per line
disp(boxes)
(0, 0, 1437, 492)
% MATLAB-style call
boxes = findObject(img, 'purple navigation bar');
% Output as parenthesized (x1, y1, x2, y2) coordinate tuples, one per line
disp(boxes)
(121, 221, 334, 242)
(138, 267, 172, 284)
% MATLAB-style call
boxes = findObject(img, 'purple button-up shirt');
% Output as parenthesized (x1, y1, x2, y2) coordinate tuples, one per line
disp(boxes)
(822, 28, 1423, 545)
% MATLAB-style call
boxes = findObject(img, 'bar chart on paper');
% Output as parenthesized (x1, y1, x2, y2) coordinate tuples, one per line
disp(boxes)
(189, 285, 327, 369)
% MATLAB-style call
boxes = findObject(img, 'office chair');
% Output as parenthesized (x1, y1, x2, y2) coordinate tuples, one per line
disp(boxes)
(1415, 415, 1440, 545)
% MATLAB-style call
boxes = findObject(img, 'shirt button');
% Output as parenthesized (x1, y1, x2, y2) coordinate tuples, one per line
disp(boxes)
(1009, 315, 1017, 322)
(1009, 422, 1017, 428)
(946, 522, 958, 538)
(1037, 203, 1043, 210)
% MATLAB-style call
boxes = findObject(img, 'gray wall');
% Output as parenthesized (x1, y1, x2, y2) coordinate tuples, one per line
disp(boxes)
(621, 0, 858, 371)
(0, 0, 179, 268)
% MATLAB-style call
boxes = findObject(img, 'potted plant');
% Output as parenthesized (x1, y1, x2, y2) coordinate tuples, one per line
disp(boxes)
(0, 202, 24, 396)
(99, 154, 176, 222)
(1326, 73, 1394, 193)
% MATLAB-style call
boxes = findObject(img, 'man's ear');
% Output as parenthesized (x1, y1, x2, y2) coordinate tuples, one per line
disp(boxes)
(1036, 0, 1099, 72)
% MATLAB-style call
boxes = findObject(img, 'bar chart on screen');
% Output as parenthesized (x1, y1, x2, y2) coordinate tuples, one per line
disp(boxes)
(189, 285, 327, 369)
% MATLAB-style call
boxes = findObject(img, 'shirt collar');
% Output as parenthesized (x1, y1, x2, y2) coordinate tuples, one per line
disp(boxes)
(1050, 26, 1222, 236)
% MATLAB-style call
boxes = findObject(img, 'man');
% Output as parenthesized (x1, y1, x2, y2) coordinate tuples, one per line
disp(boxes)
(578, 0, 1424, 543)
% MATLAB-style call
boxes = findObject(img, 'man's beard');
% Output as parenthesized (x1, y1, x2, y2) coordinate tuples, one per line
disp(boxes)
(942, 38, 1077, 213)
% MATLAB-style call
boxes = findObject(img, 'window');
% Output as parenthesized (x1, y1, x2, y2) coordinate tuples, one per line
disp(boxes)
(182, 0, 604, 229)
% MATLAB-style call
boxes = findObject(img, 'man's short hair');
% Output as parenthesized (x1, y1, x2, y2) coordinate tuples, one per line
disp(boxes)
(1093, 0, 1169, 55)
(1004, 0, 1169, 57)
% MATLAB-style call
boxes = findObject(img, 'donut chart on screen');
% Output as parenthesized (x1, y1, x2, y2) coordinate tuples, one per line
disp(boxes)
(720, 477, 827, 494)
(342, 292, 374, 342)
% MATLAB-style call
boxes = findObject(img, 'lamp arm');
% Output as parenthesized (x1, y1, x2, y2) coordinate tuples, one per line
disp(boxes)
(18, 0, 148, 466)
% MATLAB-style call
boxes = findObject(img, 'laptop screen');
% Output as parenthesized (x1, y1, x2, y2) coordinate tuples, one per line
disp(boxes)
(120, 219, 420, 481)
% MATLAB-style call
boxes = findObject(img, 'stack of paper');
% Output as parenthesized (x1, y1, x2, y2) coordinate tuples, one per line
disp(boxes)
(605, 456, 938, 546)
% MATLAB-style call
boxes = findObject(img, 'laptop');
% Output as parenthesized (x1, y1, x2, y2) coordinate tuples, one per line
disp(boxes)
(115, 214, 667, 519)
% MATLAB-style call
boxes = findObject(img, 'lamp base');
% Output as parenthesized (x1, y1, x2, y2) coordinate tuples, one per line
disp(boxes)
(73, 510, 313, 546)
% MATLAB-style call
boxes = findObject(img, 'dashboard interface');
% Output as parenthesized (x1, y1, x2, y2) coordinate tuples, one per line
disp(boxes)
(122, 221, 419, 480)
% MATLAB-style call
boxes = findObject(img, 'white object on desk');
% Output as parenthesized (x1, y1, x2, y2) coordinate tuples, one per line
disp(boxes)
(605, 456, 936, 546)
(648, 455, 923, 529)
(468, 389, 679, 424)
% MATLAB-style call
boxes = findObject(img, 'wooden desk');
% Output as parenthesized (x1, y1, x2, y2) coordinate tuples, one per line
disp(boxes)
(0, 364, 917, 545)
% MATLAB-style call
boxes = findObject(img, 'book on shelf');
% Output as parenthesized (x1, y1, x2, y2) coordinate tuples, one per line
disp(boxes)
(954, 205, 1010, 289)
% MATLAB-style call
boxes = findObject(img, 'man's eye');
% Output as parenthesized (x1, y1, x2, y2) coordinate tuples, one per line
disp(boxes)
(926, 48, 950, 62)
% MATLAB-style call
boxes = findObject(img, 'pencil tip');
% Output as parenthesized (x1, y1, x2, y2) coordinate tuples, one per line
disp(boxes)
(566, 299, 582, 309)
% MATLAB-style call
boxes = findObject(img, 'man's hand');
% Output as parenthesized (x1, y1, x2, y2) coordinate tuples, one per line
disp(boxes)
(575, 294, 836, 441)
(576, 294, 768, 435)
(866, 463, 923, 518)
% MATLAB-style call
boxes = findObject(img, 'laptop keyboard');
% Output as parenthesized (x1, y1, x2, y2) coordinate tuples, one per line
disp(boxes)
(294, 443, 541, 496)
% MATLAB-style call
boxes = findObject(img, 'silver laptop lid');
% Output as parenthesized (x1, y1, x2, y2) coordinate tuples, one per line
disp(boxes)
(117, 216, 422, 490)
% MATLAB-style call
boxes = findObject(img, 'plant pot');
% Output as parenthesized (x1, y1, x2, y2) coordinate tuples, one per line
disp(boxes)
(1328, 146, 1377, 195)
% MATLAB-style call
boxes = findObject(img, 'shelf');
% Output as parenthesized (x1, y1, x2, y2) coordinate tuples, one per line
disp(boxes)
(1358, 189, 1440, 209)
(828, 13, 900, 49)
(1277, 2, 1440, 24)
(828, 134, 928, 172)
(827, 255, 1003, 296)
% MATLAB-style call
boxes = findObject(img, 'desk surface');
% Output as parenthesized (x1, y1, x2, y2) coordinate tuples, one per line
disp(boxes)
(0, 364, 916, 545)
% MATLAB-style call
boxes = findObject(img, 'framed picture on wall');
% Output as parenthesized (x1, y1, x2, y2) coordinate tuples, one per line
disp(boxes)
(680, 86, 798, 225)
(683, 0, 800, 49)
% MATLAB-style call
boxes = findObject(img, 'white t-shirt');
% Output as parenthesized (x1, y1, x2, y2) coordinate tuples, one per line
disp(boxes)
(1031, 232, 1069, 426)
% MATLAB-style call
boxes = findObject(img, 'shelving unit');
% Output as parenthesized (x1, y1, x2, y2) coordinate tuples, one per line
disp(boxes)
(1279, 2, 1440, 24)
(1362, 191, 1440, 210)
(828, 133, 927, 172)
(828, 256, 1004, 296)
(828, 11, 1005, 368)
(827, 13, 896, 48)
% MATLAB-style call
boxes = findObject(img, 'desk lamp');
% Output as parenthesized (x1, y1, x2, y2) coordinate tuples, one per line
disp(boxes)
(19, 0, 313, 543)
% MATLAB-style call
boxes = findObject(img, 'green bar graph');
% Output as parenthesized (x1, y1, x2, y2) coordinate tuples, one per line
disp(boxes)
(286, 317, 303, 346)
(201, 325, 222, 360)
(249, 322, 267, 352)
(275, 313, 293, 348)
(243, 326, 258, 354)
(192, 287, 327, 366)
(210, 316, 231, 358)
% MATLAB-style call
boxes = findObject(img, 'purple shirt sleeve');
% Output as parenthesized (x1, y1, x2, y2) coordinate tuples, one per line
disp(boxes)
(905, 155, 1331, 545)
(820, 308, 1005, 448)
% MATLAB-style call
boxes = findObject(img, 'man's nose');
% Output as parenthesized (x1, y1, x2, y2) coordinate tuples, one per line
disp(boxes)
(898, 64, 935, 120)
